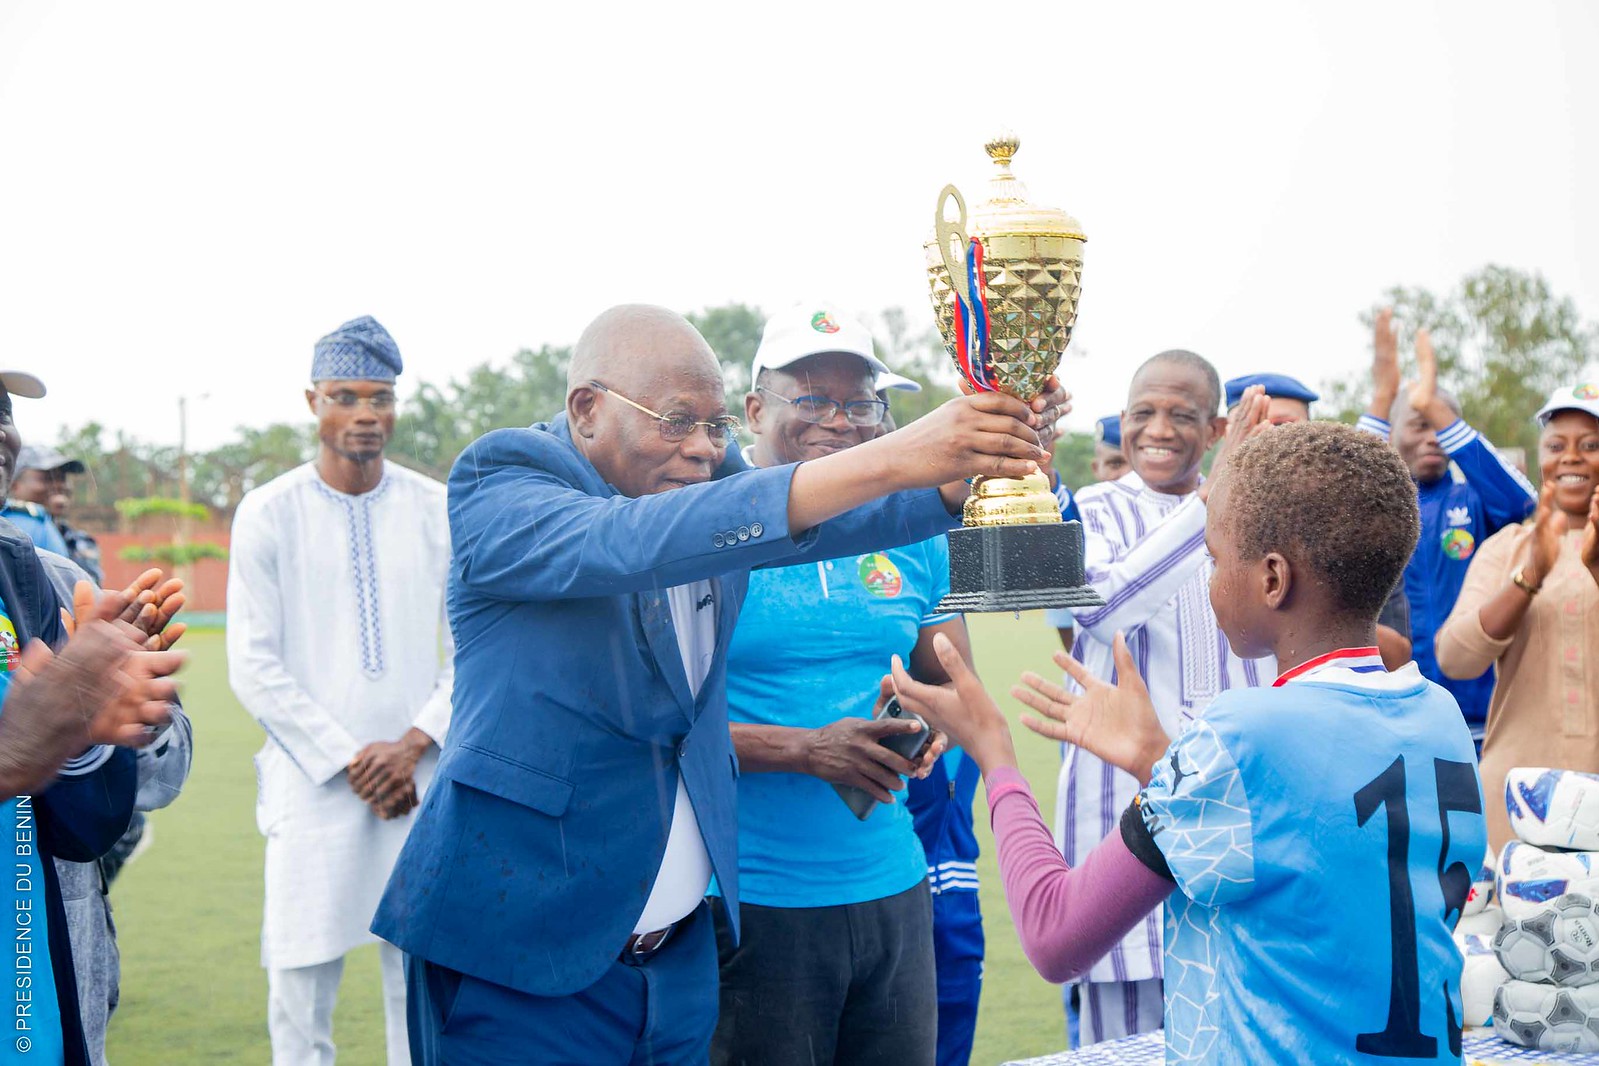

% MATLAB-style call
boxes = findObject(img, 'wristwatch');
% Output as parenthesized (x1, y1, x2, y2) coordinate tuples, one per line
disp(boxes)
(1511, 568, 1542, 597)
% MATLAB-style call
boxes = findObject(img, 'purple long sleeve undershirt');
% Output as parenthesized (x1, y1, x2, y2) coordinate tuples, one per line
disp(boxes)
(986, 766, 1175, 984)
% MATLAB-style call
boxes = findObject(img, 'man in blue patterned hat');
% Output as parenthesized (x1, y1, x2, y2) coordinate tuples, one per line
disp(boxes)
(228, 315, 454, 1066)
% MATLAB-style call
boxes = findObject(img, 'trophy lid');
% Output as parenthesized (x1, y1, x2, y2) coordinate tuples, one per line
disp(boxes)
(967, 131, 1086, 241)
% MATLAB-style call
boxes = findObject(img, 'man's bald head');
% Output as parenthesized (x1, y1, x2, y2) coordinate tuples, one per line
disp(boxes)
(1389, 383, 1463, 424)
(565, 304, 732, 497)
(567, 304, 721, 397)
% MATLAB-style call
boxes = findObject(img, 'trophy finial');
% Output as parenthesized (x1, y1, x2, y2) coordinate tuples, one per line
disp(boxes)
(985, 130, 1020, 167)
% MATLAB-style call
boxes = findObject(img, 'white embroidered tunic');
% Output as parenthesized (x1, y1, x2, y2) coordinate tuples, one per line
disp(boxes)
(227, 461, 454, 969)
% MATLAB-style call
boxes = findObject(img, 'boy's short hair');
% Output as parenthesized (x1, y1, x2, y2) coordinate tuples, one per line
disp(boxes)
(1218, 421, 1420, 616)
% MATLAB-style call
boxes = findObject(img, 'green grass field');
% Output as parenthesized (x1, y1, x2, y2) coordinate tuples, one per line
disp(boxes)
(106, 617, 1073, 1065)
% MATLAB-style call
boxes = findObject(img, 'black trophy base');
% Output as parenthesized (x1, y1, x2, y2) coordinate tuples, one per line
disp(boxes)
(935, 521, 1106, 614)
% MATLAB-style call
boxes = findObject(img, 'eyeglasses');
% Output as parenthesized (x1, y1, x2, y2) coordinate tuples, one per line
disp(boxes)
(756, 385, 889, 428)
(589, 381, 741, 446)
(316, 390, 398, 411)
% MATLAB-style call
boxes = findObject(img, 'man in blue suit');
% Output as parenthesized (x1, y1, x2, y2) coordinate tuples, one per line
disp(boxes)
(374, 304, 1067, 1065)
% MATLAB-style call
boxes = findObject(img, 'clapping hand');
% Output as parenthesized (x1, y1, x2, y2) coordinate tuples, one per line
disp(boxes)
(1402, 328, 1459, 431)
(1523, 484, 1566, 590)
(1012, 633, 1170, 787)
(116, 568, 188, 651)
(1200, 383, 1270, 501)
(1370, 308, 1401, 416)
(0, 582, 184, 797)
(1580, 488, 1599, 588)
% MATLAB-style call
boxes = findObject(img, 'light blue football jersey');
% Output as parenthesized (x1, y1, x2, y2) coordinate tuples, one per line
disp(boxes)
(1136, 650, 1487, 1064)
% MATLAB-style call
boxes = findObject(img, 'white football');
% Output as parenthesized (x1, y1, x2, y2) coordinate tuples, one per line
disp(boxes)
(1455, 906, 1503, 939)
(1494, 979, 1599, 1052)
(1494, 892, 1599, 986)
(1498, 839, 1599, 920)
(1464, 844, 1497, 916)
(1505, 767, 1599, 851)
(1459, 932, 1510, 1028)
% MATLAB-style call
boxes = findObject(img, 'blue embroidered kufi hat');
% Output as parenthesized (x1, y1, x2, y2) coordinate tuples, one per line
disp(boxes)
(1094, 415, 1122, 448)
(312, 316, 403, 383)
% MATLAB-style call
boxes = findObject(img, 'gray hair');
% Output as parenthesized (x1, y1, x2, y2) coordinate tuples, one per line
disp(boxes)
(1390, 384, 1463, 423)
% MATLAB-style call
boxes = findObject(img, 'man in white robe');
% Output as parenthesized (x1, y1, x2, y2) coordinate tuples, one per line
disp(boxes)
(227, 316, 452, 1066)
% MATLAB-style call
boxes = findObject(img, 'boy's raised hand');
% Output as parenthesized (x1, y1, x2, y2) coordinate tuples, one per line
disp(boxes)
(889, 632, 1016, 773)
(1013, 633, 1170, 787)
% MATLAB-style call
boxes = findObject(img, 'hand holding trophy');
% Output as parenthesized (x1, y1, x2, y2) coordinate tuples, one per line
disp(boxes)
(925, 132, 1104, 612)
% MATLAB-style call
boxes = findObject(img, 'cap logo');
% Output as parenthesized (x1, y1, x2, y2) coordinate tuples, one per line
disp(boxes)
(810, 311, 841, 334)
(1574, 383, 1599, 400)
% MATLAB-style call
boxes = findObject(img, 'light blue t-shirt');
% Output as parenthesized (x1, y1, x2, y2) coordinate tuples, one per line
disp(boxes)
(1138, 655, 1486, 1065)
(1, 504, 67, 558)
(0, 601, 66, 1066)
(726, 538, 954, 908)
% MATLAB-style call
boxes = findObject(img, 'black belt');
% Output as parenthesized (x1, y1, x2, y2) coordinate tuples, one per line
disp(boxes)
(620, 907, 695, 964)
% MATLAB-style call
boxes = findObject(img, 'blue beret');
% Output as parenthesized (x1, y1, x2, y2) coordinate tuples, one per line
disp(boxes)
(312, 316, 403, 383)
(1094, 415, 1121, 448)
(1224, 372, 1318, 409)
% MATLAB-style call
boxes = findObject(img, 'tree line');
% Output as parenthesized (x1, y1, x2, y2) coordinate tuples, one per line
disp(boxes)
(49, 266, 1597, 529)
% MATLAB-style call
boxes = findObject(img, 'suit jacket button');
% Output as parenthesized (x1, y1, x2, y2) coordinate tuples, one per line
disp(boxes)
(750, 522, 763, 538)
(678, 742, 688, 758)
(737, 525, 750, 541)
(713, 533, 725, 548)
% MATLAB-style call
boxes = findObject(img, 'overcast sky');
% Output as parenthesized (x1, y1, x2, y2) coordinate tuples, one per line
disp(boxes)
(1, 0, 1595, 452)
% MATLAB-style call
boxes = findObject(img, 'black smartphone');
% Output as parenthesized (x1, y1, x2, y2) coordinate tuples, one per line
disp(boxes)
(831, 695, 933, 821)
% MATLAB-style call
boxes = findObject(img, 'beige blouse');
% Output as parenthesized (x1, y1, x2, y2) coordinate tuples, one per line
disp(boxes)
(1435, 524, 1599, 850)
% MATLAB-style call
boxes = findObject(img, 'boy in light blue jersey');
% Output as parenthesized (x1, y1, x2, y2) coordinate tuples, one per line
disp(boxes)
(893, 417, 1489, 1065)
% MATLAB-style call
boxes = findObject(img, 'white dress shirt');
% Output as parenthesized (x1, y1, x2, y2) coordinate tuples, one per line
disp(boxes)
(633, 579, 717, 933)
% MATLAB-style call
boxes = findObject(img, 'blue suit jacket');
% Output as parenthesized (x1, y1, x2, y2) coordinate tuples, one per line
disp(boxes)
(372, 415, 957, 996)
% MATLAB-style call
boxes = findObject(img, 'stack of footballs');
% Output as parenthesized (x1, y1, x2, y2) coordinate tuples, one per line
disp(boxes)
(1486, 768, 1599, 1053)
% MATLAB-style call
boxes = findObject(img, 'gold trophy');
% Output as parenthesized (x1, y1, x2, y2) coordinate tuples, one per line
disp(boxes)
(926, 132, 1104, 612)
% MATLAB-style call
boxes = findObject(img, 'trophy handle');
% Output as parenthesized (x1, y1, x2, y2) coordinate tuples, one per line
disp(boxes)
(935, 184, 976, 312)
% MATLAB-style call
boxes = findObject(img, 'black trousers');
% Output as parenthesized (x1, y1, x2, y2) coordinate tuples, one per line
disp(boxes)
(711, 880, 937, 1066)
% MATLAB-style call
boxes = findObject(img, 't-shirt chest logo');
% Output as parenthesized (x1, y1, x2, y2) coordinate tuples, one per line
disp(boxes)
(1446, 505, 1472, 527)
(1441, 527, 1476, 560)
(856, 553, 903, 597)
(0, 615, 16, 674)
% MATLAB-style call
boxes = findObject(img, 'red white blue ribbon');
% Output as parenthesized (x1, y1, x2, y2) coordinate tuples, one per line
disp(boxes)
(953, 237, 996, 393)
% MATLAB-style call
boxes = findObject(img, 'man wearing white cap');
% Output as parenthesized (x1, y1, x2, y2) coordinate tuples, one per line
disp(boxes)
(714, 306, 985, 1066)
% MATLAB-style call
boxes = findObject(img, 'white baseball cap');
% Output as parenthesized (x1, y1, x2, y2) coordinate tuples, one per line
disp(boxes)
(0, 370, 46, 399)
(751, 305, 888, 382)
(1535, 382, 1599, 425)
(875, 371, 923, 393)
